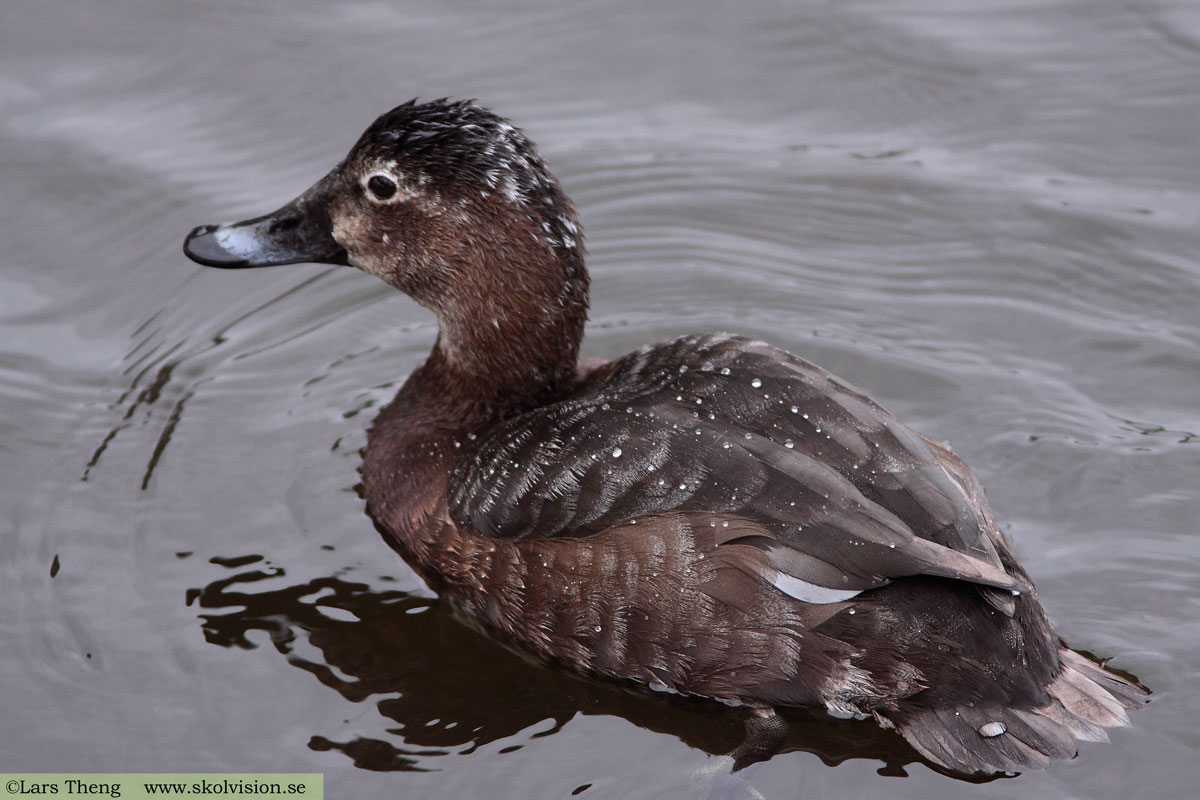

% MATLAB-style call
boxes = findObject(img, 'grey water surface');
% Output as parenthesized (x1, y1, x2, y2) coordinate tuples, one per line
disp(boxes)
(3, 1, 1198, 798)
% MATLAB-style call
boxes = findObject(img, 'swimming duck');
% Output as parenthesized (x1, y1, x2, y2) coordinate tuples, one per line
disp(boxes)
(184, 98, 1146, 774)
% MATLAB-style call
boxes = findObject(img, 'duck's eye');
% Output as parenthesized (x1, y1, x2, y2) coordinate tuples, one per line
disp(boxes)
(366, 174, 399, 201)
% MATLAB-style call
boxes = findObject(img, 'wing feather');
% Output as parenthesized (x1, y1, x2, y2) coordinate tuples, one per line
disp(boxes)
(448, 334, 1025, 601)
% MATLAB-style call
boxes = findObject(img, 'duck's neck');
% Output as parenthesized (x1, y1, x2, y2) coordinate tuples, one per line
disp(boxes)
(399, 236, 590, 430)
(363, 237, 588, 560)
(357, 219, 589, 603)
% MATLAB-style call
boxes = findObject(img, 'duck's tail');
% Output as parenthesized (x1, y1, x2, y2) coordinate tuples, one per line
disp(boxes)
(882, 647, 1149, 775)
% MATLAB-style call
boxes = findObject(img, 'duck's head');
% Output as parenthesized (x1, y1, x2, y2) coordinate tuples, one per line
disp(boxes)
(185, 99, 589, 401)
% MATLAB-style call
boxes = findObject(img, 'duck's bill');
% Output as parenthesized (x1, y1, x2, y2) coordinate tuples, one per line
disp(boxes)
(183, 176, 348, 269)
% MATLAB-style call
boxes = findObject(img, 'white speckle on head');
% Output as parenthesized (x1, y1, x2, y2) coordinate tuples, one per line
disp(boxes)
(500, 174, 520, 202)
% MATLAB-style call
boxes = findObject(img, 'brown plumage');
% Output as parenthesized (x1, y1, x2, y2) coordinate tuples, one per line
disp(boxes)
(184, 97, 1147, 774)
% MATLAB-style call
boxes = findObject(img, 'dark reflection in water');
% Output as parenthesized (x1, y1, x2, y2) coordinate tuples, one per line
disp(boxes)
(187, 557, 998, 780)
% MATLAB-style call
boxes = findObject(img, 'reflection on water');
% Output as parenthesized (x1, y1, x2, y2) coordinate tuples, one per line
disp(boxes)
(188, 557, 989, 779)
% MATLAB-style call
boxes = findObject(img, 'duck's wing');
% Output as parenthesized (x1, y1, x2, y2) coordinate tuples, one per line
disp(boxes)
(448, 333, 1027, 601)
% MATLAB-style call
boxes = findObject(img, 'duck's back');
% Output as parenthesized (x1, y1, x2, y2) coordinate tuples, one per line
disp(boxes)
(450, 333, 1022, 599)
(367, 333, 1146, 774)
